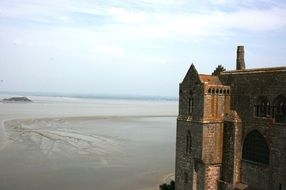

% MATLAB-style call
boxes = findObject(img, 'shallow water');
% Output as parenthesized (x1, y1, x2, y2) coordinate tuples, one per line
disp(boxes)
(0, 98, 177, 190)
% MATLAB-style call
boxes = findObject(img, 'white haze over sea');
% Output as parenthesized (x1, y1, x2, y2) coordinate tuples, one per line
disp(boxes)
(0, 95, 177, 190)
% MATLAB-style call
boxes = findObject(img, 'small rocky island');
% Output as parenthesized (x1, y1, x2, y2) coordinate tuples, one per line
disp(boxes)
(2, 97, 32, 103)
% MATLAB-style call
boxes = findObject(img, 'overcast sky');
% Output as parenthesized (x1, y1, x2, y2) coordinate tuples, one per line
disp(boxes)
(0, 0, 286, 97)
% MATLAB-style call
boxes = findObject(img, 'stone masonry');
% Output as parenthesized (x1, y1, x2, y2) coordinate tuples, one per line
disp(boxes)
(175, 46, 286, 190)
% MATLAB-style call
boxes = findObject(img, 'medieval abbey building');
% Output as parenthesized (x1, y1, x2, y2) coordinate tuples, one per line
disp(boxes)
(175, 46, 286, 190)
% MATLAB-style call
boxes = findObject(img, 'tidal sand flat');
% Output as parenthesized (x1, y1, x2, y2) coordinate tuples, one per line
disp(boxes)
(0, 96, 177, 190)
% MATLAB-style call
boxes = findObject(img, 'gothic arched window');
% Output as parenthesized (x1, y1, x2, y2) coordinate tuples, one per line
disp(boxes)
(186, 131, 192, 154)
(242, 130, 269, 164)
(273, 95, 286, 124)
(255, 96, 270, 117)
(188, 97, 194, 115)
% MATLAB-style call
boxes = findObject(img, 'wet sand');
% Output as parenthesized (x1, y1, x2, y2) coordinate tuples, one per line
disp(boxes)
(0, 96, 177, 190)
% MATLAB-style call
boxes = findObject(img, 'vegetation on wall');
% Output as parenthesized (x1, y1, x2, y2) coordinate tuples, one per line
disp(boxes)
(159, 180, 175, 190)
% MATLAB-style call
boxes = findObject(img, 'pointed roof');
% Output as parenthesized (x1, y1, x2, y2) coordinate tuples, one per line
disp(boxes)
(181, 64, 222, 85)
(182, 64, 200, 83)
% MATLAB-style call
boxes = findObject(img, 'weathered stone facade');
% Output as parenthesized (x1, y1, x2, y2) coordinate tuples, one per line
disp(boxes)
(175, 46, 286, 190)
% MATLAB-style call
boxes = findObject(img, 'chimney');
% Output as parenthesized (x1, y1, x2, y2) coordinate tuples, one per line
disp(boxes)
(236, 46, 245, 70)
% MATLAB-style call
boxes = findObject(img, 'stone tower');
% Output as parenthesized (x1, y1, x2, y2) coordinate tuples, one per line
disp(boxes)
(236, 46, 245, 70)
(175, 64, 231, 190)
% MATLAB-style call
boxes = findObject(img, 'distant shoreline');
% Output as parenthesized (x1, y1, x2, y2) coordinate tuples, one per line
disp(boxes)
(0, 91, 178, 102)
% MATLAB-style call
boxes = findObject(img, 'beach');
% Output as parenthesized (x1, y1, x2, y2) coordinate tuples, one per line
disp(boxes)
(0, 96, 177, 190)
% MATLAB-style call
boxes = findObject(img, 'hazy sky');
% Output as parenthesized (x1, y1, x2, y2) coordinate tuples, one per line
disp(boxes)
(0, 0, 286, 97)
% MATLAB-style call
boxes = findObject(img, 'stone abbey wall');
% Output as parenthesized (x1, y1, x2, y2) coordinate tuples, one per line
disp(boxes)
(219, 69, 286, 189)
(175, 46, 286, 190)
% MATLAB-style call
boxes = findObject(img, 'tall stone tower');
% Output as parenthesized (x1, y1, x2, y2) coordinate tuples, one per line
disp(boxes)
(175, 64, 231, 190)
(236, 46, 245, 70)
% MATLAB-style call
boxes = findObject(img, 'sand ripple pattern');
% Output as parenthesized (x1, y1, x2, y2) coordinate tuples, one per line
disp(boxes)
(3, 118, 123, 157)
